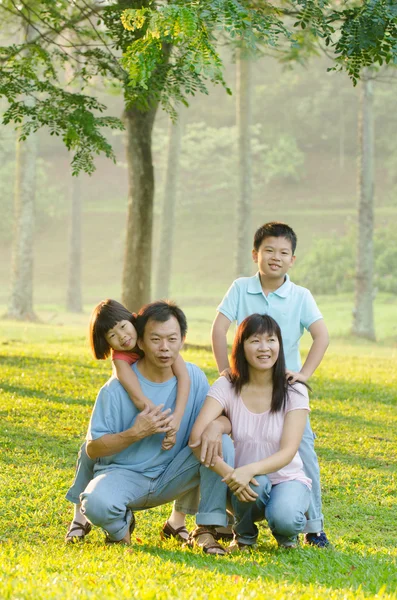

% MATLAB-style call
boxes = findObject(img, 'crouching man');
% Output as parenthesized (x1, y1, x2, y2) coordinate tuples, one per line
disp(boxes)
(80, 300, 234, 555)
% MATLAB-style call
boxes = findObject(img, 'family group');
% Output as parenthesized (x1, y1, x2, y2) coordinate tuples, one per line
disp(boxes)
(64, 221, 330, 555)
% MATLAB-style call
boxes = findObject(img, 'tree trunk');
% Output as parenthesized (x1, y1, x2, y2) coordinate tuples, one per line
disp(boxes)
(6, 133, 37, 320)
(6, 24, 37, 321)
(235, 50, 252, 278)
(352, 72, 375, 340)
(122, 105, 158, 312)
(66, 170, 83, 312)
(155, 114, 184, 299)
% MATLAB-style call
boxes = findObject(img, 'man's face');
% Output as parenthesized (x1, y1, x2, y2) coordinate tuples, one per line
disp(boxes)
(138, 316, 184, 370)
(252, 236, 295, 279)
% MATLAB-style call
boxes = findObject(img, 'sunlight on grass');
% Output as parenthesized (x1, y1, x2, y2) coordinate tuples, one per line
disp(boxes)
(0, 315, 396, 599)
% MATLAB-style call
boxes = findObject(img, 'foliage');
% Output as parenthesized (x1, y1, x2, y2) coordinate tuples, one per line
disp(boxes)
(0, 1, 396, 175)
(329, 0, 397, 84)
(0, 319, 396, 598)
(293, 225, 397, 294)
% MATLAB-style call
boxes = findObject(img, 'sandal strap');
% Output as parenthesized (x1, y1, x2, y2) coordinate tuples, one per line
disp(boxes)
(163, 522, 189, 537)
(66, 520, 92, 537)
(189, 527, 226, 555)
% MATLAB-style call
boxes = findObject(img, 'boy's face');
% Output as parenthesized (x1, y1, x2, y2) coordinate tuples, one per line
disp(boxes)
(252, 236, 295, 280)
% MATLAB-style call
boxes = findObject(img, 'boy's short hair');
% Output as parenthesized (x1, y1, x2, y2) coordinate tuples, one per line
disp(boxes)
(89, 299, 136, 359)
(253, 222, 297, 254)
(136, 300, 188, 340)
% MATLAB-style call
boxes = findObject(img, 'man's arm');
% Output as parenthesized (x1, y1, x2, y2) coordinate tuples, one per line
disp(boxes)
(86, 404, 173, 459)
(211, 312, 232, 374)
(286, 319, 329, 384)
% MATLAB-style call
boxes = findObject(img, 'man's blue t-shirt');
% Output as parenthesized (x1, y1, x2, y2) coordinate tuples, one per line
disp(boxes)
(217, 273, 323, 372)
(87, 361, 209, 477)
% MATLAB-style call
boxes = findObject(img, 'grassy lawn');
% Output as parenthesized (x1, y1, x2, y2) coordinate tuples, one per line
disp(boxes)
(1, 313, 396, 599)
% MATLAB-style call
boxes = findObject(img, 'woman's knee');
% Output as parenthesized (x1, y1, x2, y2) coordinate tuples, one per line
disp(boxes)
(267, 504, 306, 537)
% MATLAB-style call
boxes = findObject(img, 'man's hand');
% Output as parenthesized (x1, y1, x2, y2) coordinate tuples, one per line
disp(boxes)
(189, 420, 224, 467)
(286, 370, 308, 385)
(222, 465, 259, 501)
(134, 404, 173, 440)
(220, 367, 232, 382)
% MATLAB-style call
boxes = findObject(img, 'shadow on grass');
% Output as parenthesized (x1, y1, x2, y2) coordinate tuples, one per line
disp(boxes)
(0, 421, 86, 466)
(313, 377, 396, 406)
(314, 407, 396, 438)
(0, 382, 95, 407)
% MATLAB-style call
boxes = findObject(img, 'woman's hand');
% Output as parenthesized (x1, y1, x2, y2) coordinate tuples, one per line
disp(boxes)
(222, 465, 259, 499)
(189, 420, 224, 467)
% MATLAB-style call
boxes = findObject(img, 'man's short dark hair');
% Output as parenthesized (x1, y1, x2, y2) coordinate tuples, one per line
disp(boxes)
(136, 300, 188, 339)
(253, 222, 297, 254)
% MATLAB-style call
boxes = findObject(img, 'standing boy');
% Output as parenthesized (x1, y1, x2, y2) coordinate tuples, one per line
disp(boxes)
(211, 221, 330, 547)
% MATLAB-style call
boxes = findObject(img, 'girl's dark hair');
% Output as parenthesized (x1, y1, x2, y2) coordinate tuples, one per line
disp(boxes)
(230, 314, 290, 413)
(89, 299, 137, 359)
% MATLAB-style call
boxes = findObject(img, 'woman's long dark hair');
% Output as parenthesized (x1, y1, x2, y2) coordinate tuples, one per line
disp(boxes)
(230, 314, 289, 413)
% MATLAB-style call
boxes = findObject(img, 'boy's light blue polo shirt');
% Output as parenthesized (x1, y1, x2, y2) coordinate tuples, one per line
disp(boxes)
(87, 361, 209, 478)
(217, 273, 323, 372)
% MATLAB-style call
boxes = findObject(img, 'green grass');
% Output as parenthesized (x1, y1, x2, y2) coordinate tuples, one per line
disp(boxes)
(1, 317, 396, 599)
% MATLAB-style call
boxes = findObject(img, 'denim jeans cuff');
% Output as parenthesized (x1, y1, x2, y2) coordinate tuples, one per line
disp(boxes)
(196, 512, 228, 527)
(174, 503, 197, 516)
(65, 490, 80, 504)
(303, 515, 324, 534)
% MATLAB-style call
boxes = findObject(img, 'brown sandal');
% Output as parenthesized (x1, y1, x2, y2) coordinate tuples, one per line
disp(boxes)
(65, 520, 92, 543)
(188, 526, 227, 556)
(161, 521, 189, 543)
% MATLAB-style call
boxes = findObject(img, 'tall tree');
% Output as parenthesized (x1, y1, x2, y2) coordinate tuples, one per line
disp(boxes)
(5, 22, 37, 321)
(155, 113, 184, 300)
(352, 70, 376, 340)
(235, 47, 252, 278)
(66, 169, 83, 313)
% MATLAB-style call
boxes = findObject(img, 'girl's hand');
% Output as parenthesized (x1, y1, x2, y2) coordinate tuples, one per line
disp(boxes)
(161, 415, 181, 450)
(222, 466, 259, 495)
(162, 431, 177, 451)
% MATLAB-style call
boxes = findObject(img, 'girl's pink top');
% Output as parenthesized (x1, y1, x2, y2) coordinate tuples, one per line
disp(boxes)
(111, 350, 140, 365)
(208, 377, 312, 489)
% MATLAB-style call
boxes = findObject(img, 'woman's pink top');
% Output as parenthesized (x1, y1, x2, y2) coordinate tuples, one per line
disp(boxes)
(111, 350, 140, 364)
(208, 377, 312, 489)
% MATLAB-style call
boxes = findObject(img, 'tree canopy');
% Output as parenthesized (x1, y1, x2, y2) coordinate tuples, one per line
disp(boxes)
(0, 1, 396, 174)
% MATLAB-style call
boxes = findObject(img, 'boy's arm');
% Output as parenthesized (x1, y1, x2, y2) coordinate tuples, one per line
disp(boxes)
(113, 359, 155, 411)
(170, 354, 190, 425)
(211, 312, 232, 374)
(287, 319, 329, 384)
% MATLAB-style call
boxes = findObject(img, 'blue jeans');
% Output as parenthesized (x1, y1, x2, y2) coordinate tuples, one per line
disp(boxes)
(79, 435, 234, 542)
(231, 476, 311, 547)
(66, 443, 202, 517)
(299, 417, 323, 533)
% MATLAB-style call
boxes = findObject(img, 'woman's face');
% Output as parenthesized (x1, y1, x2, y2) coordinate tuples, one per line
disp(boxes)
(243, 329, 280, 372)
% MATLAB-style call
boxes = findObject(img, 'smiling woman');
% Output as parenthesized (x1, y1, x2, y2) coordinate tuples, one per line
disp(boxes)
(189, 313, 312, 552)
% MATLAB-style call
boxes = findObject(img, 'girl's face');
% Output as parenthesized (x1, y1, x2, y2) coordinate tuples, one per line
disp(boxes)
(105, 320, 138, 352)
(243, 330, 280, 372)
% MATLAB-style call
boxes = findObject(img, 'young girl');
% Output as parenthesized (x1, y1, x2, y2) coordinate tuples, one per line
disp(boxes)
(189, 314, 311, 554)
(65, 299, 190, 542)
